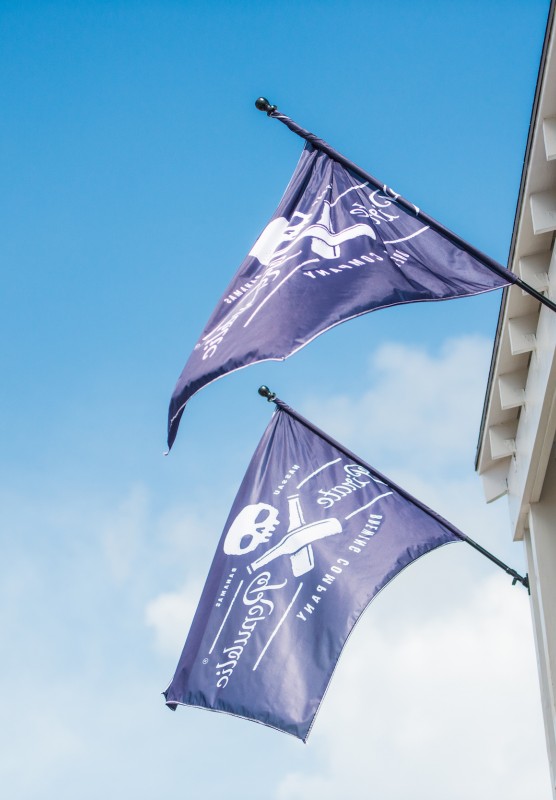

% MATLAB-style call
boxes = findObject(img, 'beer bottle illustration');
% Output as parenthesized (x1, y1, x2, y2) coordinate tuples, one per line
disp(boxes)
(247, 494, 342, 577)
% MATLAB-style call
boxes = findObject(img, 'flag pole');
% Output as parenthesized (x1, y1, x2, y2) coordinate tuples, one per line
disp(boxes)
(255, 97, 556, 315)
(258, 385, 530, 591)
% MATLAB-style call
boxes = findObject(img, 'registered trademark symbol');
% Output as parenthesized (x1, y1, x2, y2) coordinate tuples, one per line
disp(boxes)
(202, 658, 208, 664)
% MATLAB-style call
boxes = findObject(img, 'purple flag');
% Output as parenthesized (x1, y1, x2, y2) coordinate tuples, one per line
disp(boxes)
(164, 402, 463, 740)
(168, 144, 510, 448)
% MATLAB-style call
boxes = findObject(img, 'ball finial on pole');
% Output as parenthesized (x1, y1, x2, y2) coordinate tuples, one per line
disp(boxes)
(258, 385, 277, 402)
(255, 97, 277, 115)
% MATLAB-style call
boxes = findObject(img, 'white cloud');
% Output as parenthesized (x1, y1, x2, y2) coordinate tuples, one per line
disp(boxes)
(144, 504, 233, 658)
(145, 579, 204, 657)
(275, 575, 550, 800)
(100, 484, 150, 583)
(302, 335, 492, 472)
(0, 701, 84, 790)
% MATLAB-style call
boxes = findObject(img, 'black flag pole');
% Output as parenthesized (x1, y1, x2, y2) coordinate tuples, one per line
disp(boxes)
(258, 385, 530, 592)
(255, 97, 556, 315)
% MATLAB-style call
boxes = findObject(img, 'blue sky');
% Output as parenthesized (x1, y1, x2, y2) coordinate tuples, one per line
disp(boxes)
(0, 1, 552, 798)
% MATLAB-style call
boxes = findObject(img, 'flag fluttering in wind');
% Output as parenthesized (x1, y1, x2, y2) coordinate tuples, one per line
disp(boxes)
(164, 400, 464, 740)
(167, 143, 510, 449)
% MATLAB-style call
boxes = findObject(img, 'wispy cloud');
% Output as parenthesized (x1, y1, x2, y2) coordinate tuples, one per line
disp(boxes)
(101, 484, 150, 583)
(145, 579, 204, 657)
(302, 335, 492, 474)
(275, 575, 548, 800)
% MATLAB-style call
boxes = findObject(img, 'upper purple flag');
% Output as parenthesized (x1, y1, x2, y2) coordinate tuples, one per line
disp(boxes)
(164, 401, 462, 741)
(168, 144, 510, 448)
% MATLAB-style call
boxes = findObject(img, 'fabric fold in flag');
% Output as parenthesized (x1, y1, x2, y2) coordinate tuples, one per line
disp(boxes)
(163, 402, 463, 741)
(168, 144, 510, 448)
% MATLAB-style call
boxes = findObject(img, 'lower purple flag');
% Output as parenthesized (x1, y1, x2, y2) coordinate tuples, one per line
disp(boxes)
(164, 401, 463, 741)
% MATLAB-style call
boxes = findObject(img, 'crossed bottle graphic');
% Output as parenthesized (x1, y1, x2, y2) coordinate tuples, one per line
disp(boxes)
(246, 494, 342, 577)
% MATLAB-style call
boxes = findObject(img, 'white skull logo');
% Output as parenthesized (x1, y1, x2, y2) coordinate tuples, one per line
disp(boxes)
(223, 503, 279, 556)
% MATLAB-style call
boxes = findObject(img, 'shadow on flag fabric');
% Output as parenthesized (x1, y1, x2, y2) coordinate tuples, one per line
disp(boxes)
(167, 144, 511, 449)
(164, 401, 464, 741)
